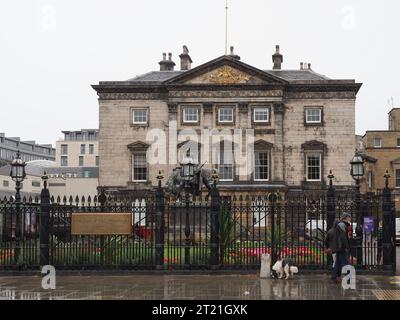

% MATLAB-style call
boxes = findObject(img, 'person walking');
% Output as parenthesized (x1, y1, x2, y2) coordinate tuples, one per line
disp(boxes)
(325, 220, 340, 275)
(331, 213, 352, 283)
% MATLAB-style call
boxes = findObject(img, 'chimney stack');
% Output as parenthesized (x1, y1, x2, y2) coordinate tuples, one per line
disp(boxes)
(229, 46, 241, 60)
(179, 45, 193, 71)
(272, 45, 283, 70)
(159, 52, 176, 71)
(300, 62, 312, 70)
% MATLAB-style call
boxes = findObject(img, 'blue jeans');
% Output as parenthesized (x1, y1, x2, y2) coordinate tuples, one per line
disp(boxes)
(331, 251, 350, 280)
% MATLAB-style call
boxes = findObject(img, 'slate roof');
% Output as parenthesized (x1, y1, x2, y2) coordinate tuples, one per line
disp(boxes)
(127, 69, 332, 84)
(267, 70, 331, 81)
(127, 71, 184, 83)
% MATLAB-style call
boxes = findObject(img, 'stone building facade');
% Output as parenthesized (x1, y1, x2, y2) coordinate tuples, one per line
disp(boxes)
(92, 46, 362, 197)
(56, 129, 99, 168)
(360, 108, 400, 213)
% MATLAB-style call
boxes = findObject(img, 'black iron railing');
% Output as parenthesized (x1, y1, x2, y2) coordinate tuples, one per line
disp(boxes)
(0, 181, 396, 272)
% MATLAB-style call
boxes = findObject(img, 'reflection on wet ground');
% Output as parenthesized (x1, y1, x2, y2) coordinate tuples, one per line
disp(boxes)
(0, 273, 400, 300)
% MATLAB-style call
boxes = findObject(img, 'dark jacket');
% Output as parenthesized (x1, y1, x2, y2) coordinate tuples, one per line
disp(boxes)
(325, 220, 340, 252)
(335, 221, 350, 252)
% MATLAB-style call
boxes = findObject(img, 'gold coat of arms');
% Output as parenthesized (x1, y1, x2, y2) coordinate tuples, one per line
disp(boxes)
(207, 66, 250, 84)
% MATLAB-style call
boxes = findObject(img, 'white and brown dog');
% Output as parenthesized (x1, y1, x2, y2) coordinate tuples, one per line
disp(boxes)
(271, 259, 299, 279)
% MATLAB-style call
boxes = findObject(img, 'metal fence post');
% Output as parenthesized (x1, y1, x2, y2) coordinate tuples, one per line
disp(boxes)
(40, 173, 50, 266)
(210, 176, 220, 270)
(382, 171, 395, 271)
(269, 193, 277, 264)
(155, 172, 165, 270)
(326, 171, 336, 267)
(98, 188, 106, 265)
(98, 188, 106, 212)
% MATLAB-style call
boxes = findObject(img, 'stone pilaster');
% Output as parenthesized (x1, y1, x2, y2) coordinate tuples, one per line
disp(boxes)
(273, 103, 285, 182)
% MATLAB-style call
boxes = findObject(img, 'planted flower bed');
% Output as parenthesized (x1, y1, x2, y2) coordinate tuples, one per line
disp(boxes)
(223, 241, 325, 265)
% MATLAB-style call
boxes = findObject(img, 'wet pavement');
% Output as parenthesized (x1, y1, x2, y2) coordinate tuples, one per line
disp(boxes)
(0, 247, 398, 300)
(0, 273, 399, 300)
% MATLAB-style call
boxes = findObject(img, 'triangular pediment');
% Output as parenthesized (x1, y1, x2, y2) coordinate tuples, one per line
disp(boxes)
(127, 141, 150, 151)
(391, 157, 400, 164)
(165, 56, 287, 85)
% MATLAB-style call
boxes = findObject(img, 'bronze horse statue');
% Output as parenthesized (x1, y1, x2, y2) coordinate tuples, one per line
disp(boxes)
(166, 163, 216, 198)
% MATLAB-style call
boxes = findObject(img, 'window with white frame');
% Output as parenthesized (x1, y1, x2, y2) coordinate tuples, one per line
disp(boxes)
(305, 108, 322, 124)
(61, 144, 68, 155)
(132, 153, 147, 182)
(253, 107, 269, 123)
(254, 151, 269, 181)
(183, 107, 199, 123)
(133, 109, 148, 124)
(218, 107, 234, 123)
(373, 138, 382, 148)
(61, 156, 68, 167)
(367, 171, 373, 188)
(218, 141, 234, 181)
(306, 153, 321, 181)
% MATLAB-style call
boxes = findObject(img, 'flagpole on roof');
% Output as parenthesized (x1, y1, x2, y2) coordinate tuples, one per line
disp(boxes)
(225, 0, 229, 55)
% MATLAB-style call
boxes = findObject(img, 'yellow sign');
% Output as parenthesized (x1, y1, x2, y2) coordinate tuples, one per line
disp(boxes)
(71, 213, 132, 236)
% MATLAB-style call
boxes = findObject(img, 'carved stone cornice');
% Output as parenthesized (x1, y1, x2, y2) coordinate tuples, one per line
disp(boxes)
(97, 92, 165, 100)
(301, 140, 328, 152)
(285, 91, 357, 100)
(168, 89, 283, 99)
(254, 139, 274, 149)
(127, 141, 150, 152)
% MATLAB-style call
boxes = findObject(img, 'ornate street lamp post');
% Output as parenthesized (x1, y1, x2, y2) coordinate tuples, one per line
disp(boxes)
(10, 151, 26, 264)
(180, 158, 195, 269)
(350, 153, 364, 265)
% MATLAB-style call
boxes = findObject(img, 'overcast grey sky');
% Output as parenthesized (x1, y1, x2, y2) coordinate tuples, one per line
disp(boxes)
(0, 0, 399, 146)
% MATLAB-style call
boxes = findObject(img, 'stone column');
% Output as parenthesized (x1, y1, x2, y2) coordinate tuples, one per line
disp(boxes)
(238, 103, 249, 182)
(273, 103, 285, 182)
(202, 103, 213, 166)
(168, 103, 178, 168)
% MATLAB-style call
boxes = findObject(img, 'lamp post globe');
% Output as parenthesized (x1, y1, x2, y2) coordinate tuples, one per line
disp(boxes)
(9, 151, 26, 262)
(10, 151, 26, 203)
(350, 154, 364, 181)
(180, 157, 195, 182)
(10, 151, 26, 184)
(350, 153, 364, 265)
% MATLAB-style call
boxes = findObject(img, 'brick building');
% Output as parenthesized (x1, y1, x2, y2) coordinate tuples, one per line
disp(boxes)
(92, 45, 362, 197)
